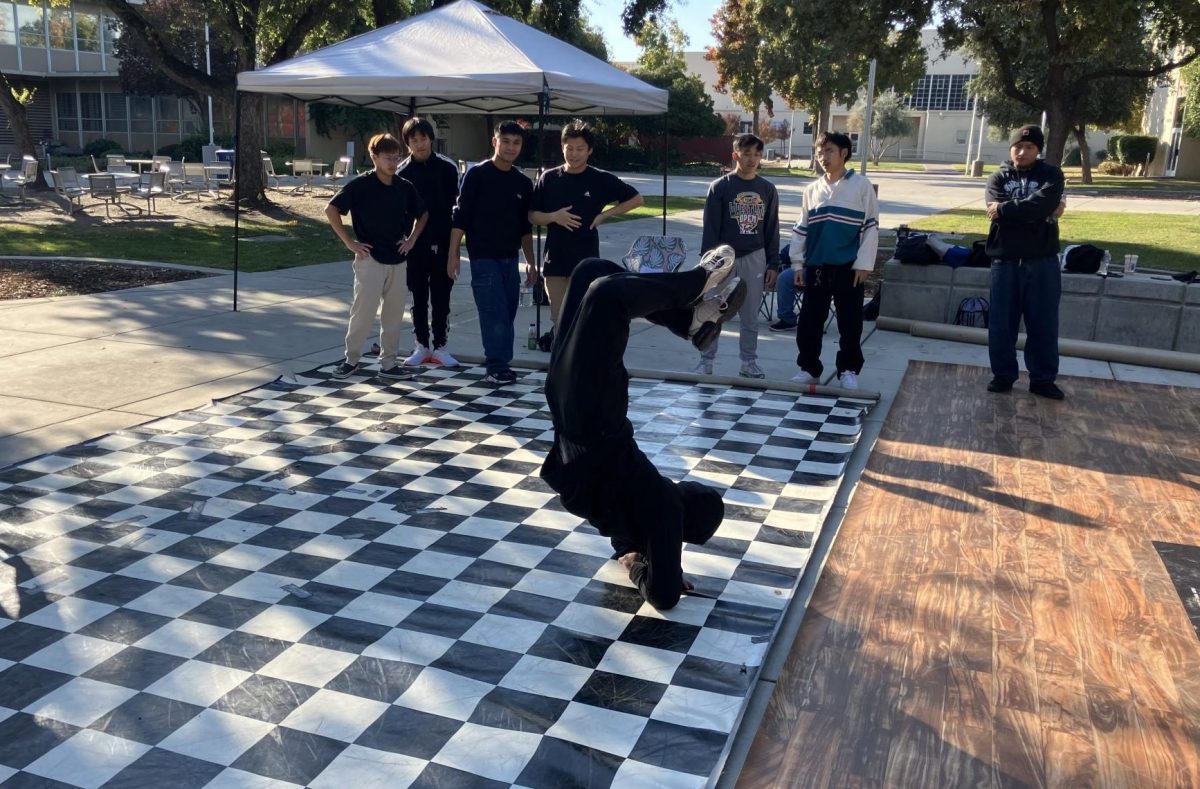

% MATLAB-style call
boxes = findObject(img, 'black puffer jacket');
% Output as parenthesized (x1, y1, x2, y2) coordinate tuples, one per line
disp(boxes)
(984, 159, 1065, 260)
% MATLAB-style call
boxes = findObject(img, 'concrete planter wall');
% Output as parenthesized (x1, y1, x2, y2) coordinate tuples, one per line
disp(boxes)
(879, 260, 1198, 352)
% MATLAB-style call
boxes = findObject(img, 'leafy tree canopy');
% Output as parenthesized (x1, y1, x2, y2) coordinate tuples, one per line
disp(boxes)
(848, 91, 915, 164)
(627, 20, 722, 137)
(707, 0, 772, 127)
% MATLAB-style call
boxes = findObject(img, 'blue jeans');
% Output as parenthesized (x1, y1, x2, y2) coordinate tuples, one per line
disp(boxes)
(988, 256, 1060, 384)
(469, 257, 520, 373)
(776, 268, 798, 323)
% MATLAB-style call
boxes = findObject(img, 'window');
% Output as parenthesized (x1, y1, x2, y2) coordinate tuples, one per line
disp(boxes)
(266, 97, 302, 138)
(0, 3, 16, 46)
(948, 75, 969, 111)
(130, 96, 152, 133)
(927, 75, 951, 111)
(905, 74, 973, 111)
(801, 121, 813, 135)
(102, 15, 120, 54)
(157, 96, 179, 134)
(16, 3, 43, 47)
(105, 94, 127, 133)
(739, 121, 753, 134)
(181, 101, 201, 134)
(80, 92, 102, 131)
(47, 7, 71, 50)
(57, 93, 78, 132)
(955, 129, 969, 145)
(75, 11, 100, 53)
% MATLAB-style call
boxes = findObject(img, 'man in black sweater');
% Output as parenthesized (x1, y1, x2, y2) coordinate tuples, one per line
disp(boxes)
(398, 117, 461, 368)
(448, 121, 536, 385)
(541, 247, 745, 610)
(984, 125, 1067, 400)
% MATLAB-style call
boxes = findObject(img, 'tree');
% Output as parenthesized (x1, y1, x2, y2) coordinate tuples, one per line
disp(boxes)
(937, 0, 1200, 165)
(1181, 60, 1200, 139)
(755, 0, 929, 169)
(0, 73, 37, 158)
(848, 91, 915, 164)
(99, 0, 390, 202)
(707, 0, 772, 129)
(627, 20, 723, 138)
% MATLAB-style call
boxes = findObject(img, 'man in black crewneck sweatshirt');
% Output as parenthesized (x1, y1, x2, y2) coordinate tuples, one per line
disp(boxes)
(447, 121, 536, 385)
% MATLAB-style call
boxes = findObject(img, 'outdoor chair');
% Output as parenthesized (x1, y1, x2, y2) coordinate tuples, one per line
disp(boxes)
(622, 235, 687, 273)
(203, 162, 234, 198)
(90, 154, 103, 173)
(129, 170, 168, 214)
(175, 163, 208, 201)
(318, 156, 351, 195)
(52, 167, 89, 214)
(88, 173, 140, 219)
(0, 158, 39, 205)
(162, 161, 187, 197)
(105, 154, 126, 169)
(288, 159, 318, 193)
(262, 157, 282, 190)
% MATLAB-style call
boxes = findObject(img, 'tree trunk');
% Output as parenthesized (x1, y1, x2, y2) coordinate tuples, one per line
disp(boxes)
(810, 97, 831, 173)
(1072, 125, 1092, 185)
(1043, 98, 1071, 165)
(751, 104, 760, 134)
(235, 92, 267, 204)
(0, 72, 37, 157)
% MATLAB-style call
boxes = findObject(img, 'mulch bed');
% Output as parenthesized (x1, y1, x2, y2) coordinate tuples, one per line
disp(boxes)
(0, 259, 212, 300)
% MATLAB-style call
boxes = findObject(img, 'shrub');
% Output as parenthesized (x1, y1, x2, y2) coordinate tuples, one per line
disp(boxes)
(1115, 135, 1156, 169)
(82, 138, 123, 157)
(1105, 134, 1124, 162)
(1097, 160, 1135, 176)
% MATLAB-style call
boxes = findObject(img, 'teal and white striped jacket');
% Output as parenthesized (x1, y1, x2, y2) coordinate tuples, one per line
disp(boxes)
(790, 169, 879, 272)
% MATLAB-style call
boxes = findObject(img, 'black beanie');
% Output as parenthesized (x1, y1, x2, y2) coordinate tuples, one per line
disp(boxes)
(1009, 125, 1044, 151)
(678, 482, 724, 545)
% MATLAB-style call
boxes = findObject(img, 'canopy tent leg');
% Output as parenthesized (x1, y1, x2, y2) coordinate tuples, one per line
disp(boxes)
(233, 90, 243, 312)
(533, 88, 548, 343)
(661, 112, 667, 236)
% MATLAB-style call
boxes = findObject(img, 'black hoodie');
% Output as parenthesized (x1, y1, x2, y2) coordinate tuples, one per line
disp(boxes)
(984, 159, 1065, 260)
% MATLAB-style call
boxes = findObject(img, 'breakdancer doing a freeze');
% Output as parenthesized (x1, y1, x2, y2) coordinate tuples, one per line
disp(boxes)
(541, 246, 745, 609)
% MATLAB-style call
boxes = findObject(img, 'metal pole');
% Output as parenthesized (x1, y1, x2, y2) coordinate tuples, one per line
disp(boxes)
(205, 24, 214, 145)
(975, 114, 988, 175)
(534, 89, 547, 341)
(964, 93, 978, 172)
(661, 112, 667, 235)
(858, 59, 876, 176)
(787, 109, 795, 166)
(232, 91, 242, 311)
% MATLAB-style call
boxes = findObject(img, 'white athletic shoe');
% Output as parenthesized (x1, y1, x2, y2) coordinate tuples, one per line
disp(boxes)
(692, 359, 713, 375)
(839, 371, 859, 390)
(739, 361, 765, 379)
(790, 370, 817, 385)
(404, 344, 430, 366)
(430, 346, 459, 367)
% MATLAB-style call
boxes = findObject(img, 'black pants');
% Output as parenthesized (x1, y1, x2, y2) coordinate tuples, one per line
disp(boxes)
(796, 264, 865, 377)
(541, 259, 706, 610)
(406, 248, 453, 348)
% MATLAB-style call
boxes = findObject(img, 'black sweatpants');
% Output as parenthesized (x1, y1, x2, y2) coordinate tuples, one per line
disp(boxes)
(796, 263, 865, 378)
(541, 259, 705, 610)
(406, 247, 454, 348)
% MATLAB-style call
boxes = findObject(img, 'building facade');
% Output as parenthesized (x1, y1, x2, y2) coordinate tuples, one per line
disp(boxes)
(1142, 63, 1196, 179)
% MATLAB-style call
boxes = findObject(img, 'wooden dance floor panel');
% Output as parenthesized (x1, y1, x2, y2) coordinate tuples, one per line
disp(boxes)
(740, 361, 1200, 789)
(0, 362, 872, 788)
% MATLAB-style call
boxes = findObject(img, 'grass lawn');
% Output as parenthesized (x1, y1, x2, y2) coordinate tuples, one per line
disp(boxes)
(0, 196, 705, 272)
(910, 209, 1200, 272)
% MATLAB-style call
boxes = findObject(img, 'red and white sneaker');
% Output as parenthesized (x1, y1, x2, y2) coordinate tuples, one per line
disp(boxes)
(404, 344, 431, 366)
(429, 346, 459, 367)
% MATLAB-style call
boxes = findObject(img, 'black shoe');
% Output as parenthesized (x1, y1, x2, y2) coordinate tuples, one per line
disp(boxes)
(483, 369, 516, 385)
(769, 318, 797, 332)
(331, 360, 359, 379)
(986, 377, 1013, 393)
(1030, 381, 1065, 400)
(690, 278, 748, 352)
(378, 365, 421, 380)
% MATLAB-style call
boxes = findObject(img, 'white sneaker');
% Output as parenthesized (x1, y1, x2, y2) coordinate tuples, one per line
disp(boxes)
(839, 371, 859, 390)
(692, 359, 713, 375)
(739, 361, 765, 379)
(404, 344, 430, 366)
(430, 346, 459, 367)
(790, 370, 817, 384)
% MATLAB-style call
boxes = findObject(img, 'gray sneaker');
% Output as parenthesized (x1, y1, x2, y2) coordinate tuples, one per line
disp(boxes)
(331, 360, 359, 379)
(689, 276, 747, 352)
(739, 361, 765, 379)
(691, 359, 713, 375)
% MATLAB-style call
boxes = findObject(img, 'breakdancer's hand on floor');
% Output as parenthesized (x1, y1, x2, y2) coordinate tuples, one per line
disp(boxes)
(618, 552, 693, 592)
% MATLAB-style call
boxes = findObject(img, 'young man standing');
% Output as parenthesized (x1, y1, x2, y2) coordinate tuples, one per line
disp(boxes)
(325, 132, 428, 380)
(985, 124, 1067, 400)
(448, 121, 535, 385)
(398, 117, 461, 368)
(791, 131, 878, 391)
(542, 249, 744, 610)
(694, 133, 779, 379)
(529, 120, 643, 329)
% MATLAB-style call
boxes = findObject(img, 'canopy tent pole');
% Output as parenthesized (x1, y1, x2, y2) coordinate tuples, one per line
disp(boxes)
(661, 112, 667, 235)
(533, 86, 548, 343)
(233, 90, 243, 312)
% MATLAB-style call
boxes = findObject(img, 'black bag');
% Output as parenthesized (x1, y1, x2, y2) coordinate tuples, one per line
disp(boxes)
(863, 286, 881, 321)
(966, 240, 991, 268)
(895, 233, 938, 265)
(1063, 244, 1105, 274)
(533, 275, 550, 306)
(954, 296, 989, 328)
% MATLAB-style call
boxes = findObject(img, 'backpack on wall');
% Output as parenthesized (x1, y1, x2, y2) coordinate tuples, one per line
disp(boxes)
(895, 233, 939, 265)
(954, 296, 989, 328)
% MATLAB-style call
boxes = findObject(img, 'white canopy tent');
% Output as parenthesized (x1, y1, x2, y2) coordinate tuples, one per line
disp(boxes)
(230, 0, 671, 311)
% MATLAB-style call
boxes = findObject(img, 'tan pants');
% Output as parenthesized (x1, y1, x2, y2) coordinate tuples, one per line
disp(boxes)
(345, 254, 407, 368)
(545, 275, 570, 326)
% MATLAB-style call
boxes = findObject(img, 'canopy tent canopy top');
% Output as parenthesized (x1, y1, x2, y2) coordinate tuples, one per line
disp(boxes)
(236, 0, 668, 116)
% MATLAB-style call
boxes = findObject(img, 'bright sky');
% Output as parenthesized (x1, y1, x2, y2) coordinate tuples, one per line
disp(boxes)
(585, 0, 719, 61)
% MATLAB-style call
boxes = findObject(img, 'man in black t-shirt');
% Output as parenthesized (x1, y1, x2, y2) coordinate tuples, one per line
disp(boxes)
(530, 120, 642, 329)
(325, 132, 428, 380)
(397, 117, 461, 368)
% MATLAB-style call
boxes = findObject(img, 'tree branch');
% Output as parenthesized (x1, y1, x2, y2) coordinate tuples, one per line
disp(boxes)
(1084, 49, 1199, 81)
(99, 0, 227, 95)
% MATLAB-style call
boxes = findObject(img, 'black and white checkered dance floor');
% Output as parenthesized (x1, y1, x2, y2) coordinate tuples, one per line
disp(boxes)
(0, 363, 870, 788)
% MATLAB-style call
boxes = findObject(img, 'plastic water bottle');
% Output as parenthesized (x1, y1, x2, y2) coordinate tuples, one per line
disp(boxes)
(519, 285, 533, 307)
(527, 323, 537, 350)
